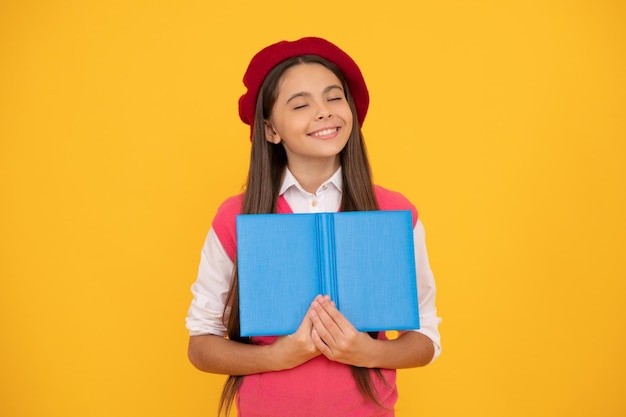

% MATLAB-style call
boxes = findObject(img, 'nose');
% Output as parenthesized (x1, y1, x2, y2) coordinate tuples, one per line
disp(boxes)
(317, 107, 333, 120)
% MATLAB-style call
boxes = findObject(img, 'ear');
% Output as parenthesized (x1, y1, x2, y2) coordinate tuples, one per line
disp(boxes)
(264, 120, 281, 144)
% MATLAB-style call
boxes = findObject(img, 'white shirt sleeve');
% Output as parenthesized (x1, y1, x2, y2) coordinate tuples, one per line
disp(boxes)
(185, 228, 233, 336)
(407, 219, 442, 362)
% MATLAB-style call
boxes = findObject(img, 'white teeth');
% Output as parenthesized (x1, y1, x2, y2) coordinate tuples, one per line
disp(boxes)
(312, 128, 337, 137)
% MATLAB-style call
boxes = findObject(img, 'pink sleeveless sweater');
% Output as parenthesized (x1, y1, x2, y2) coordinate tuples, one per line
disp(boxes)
(212, 185, 418, 417)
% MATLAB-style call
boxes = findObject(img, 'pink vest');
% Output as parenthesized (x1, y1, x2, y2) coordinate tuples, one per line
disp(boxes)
(213, 186, 418, 417)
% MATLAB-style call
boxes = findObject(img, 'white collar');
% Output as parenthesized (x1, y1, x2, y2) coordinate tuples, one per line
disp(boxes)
(279, 166, 343, 196)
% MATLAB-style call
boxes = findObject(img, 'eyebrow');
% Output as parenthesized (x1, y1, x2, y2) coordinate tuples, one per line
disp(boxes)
(285, 85, 344, 104)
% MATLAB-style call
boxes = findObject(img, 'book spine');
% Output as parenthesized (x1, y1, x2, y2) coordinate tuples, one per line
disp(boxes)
(316, 213, 338, 305)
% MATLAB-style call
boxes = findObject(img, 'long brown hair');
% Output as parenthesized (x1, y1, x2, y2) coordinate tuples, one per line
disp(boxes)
(218, 55, 387, 416)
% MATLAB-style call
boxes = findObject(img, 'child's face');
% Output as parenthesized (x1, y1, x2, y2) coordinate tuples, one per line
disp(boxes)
(265, 63, 353, 172)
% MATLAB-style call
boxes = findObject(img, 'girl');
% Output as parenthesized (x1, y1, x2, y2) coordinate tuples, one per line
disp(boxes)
(186, 37, 441, 417)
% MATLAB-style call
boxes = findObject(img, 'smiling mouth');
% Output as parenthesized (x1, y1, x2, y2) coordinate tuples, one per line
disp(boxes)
(309, 127, 339, 138)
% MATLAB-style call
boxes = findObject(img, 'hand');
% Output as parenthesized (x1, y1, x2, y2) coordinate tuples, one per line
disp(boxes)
(309, 295, 377, 367)
(270, 303, 321, 370)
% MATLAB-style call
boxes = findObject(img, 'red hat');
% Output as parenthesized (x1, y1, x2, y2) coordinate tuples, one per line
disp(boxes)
(238, 37, 369, 131)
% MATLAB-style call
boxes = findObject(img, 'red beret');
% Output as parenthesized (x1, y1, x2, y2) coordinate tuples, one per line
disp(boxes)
(238, 37, 369, 131)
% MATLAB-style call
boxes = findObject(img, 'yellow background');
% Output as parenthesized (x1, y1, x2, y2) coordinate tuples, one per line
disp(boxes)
(1, 1, 625, 416)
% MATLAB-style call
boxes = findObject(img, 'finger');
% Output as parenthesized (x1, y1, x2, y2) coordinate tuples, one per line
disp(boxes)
(309, 304, 336, 345)
(311, 328, 333, 357)
(315, 297, 354, 335)
(311, 299, 343, 337)
(294, 302, 317, 337)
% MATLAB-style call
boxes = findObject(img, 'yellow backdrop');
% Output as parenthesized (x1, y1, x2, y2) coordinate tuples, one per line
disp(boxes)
(1, 1, 625, 416)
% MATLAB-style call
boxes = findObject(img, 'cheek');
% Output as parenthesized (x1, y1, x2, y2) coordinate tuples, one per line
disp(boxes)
(341, 109, 354, 130)
(338, 103, 354, 122)
(275, 114, 309, 137)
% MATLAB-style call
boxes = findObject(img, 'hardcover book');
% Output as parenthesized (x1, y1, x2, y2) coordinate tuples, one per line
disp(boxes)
(236, 210, 420, 337)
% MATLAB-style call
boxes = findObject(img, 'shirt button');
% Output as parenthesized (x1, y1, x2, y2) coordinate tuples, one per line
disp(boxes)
(312, 200, 317, 207)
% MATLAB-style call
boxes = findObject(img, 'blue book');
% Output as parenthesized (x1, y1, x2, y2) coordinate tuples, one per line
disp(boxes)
(236, 210, 420, 337)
